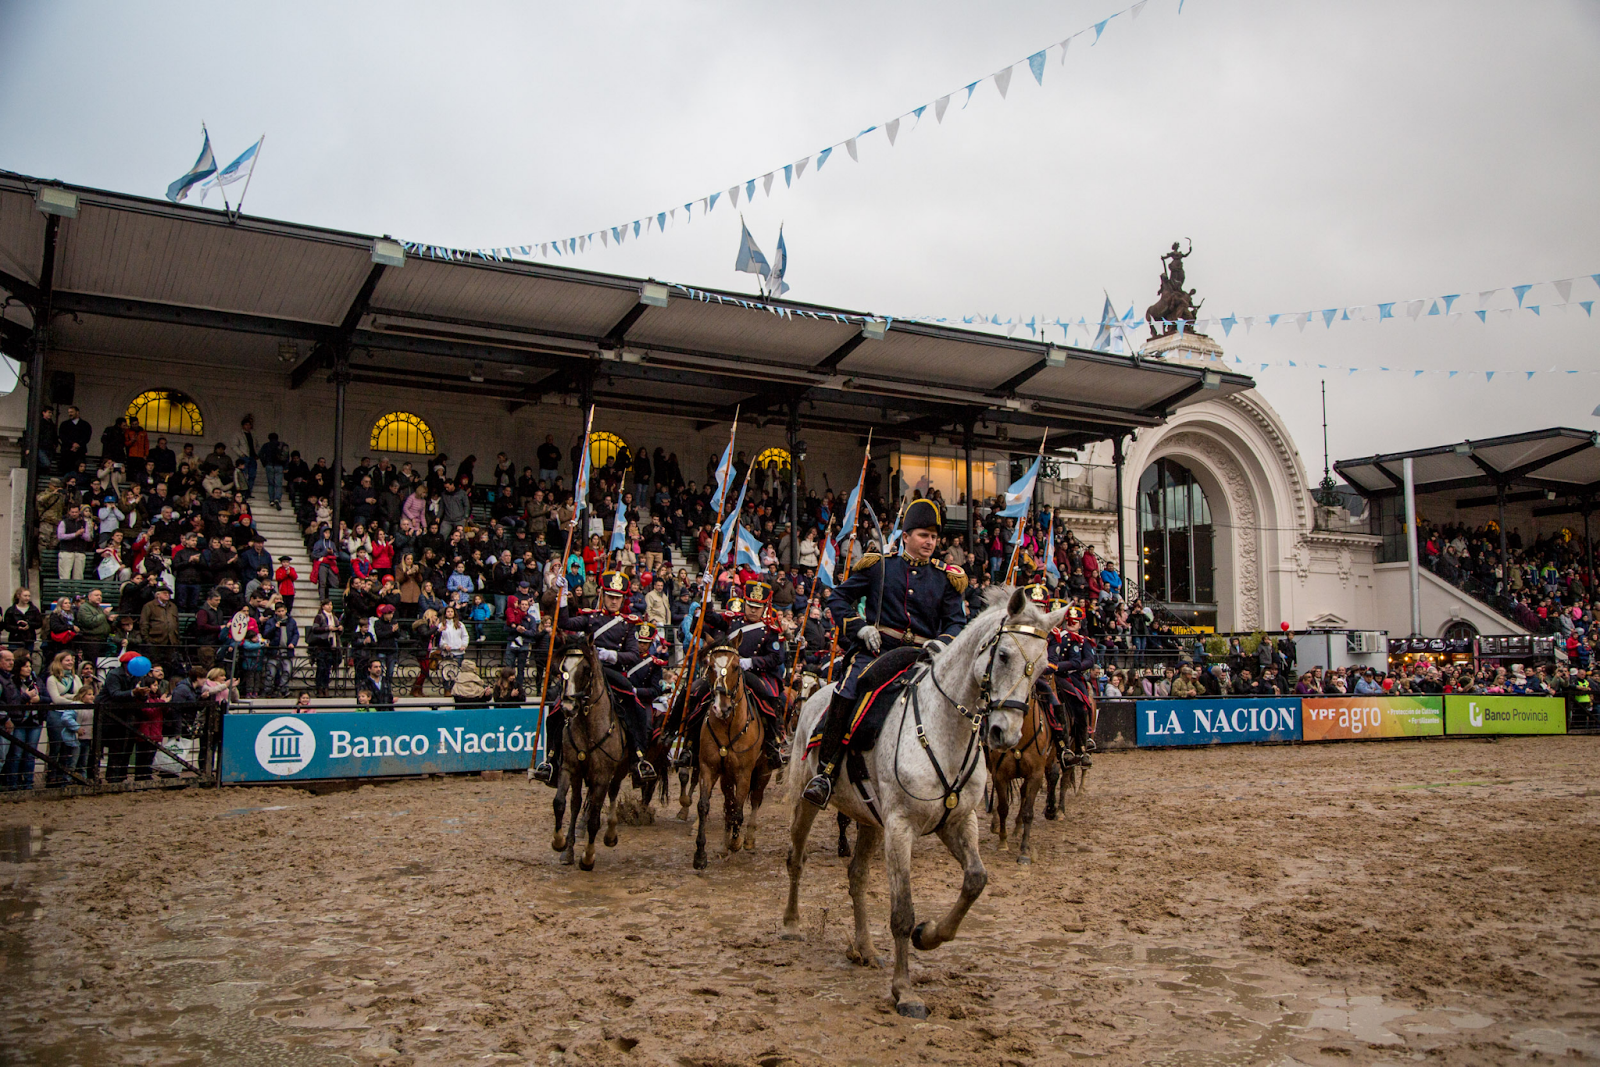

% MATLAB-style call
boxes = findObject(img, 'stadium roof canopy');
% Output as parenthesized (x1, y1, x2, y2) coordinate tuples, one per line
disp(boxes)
(1336, 427, 1600, 516)
(0, 170, 1254, 451)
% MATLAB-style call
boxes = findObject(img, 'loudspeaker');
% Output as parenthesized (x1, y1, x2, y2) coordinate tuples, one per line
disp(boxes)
(48, 370, 75, 406)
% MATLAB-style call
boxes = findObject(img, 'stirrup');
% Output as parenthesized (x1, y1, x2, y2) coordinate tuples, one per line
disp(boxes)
(531, 760, 555, 784)
(635, 755, 658, 780)
(801, 772, 834, 808)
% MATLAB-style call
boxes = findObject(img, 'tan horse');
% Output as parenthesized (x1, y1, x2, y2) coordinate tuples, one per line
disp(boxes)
(549, 645, 630, 871)
(985, 691, 1053, 863)
(694, 646, 772, 870)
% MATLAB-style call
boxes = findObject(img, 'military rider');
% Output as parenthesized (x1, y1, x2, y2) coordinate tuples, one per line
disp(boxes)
(532, 570, 657, 782)
(702, 579, 787, 766)
(627, 618, 667, 709)
(802, 499, 968, 807)
(1050, 599, 1097, 767)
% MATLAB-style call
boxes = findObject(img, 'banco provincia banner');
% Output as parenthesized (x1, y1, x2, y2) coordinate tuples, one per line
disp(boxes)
(221, 708, 547, 784)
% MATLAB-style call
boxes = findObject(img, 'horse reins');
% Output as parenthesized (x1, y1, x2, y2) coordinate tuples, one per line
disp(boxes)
(896, 620, 1049, 834)
(705, 653, 761, 764)
(561, 654, 619, 765)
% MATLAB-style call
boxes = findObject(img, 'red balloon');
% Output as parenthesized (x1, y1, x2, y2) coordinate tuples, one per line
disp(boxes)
(1280, 622, 1291, 631)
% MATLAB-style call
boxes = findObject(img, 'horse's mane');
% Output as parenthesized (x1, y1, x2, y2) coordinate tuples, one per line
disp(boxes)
(940, 585, 1049, 663)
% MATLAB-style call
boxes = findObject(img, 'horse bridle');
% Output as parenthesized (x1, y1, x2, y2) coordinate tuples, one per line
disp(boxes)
(560, 652, 616, 764)
(705, 650, 759, 759)
(905, 620, 1050, 833)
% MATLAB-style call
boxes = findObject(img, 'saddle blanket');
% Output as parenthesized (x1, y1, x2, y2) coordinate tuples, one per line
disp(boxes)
(806, 646, 925, 756)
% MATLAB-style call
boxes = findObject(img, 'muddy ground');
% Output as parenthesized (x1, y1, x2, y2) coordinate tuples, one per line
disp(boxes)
(2, 736, 1598, 1066)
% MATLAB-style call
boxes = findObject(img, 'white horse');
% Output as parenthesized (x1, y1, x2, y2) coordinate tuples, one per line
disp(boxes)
(783, 587, 1066, 1018)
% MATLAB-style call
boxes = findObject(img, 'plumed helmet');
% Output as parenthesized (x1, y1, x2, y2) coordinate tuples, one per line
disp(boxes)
(902, 498, 941, 534)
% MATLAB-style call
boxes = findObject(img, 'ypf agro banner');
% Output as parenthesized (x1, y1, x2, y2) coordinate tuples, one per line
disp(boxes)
(1301, 696, 1443, 741)
(1443, 695, 1567, 737)
(1136, 698, 1301, 747)
(221, 708, 545, 784)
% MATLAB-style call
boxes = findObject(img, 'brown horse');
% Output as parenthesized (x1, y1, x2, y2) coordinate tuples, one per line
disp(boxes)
(549, 644, 630, 871)
(694, 646, 772, 870)
(985, 690, 1053, 863)
(1044, 680, 1096, 816)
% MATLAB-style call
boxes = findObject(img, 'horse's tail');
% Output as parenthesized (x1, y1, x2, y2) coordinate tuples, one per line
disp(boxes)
(785, 682, 834, 808)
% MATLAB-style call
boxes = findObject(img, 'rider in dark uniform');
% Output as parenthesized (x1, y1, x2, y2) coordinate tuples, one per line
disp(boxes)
(1050, 600, 1096, 767)
(533, 570, 657, 782)
(802, 499, 968, 807)
(701, 580, 787, 766)
(626, 618, 667, 709)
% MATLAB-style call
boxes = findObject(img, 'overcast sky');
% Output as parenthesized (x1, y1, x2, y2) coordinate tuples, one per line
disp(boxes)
(2, 0, 1597, 468)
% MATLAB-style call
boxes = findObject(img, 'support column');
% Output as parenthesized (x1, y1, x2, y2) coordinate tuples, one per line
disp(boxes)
(962, 419, 975, 560)
(1404, 456, 1420, 636)
(1496, 484, 1508, 595)
(787, 400, 800, 568)
(329, 349, 350, 538)
(1113, 434, 1127, 601)
(20, 214, 61, 584)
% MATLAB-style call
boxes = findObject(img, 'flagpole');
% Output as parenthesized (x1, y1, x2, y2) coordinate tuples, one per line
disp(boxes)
(825, 429, 873, 687)
(672, 408, 740, 746)
(533, 403, 594, 765)
(233, 135, 264, 220)
(1005, 431, 1047, 585)
(201, 123, 235, 218)
(785, 514, 834, 720)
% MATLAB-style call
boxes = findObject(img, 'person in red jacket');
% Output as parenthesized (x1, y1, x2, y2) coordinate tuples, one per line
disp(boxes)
(275, 556, 298, 614)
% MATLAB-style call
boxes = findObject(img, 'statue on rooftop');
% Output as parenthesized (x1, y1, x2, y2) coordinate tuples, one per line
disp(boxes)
(1145, 239, 1205, 340)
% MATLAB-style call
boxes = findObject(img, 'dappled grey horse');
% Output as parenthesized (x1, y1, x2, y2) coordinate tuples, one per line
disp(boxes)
(783, 587, 1066, 1017)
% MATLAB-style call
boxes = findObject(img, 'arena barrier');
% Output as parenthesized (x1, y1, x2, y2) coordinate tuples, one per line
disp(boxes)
(1132, 694, 1571, 748)
(220, 707, 546, 784)
(1094, 700, 1138, 750)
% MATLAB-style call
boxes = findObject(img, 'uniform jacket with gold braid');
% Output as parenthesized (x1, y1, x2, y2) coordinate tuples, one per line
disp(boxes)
(826, 551, 968, 701)
(703, 608, 787, 703)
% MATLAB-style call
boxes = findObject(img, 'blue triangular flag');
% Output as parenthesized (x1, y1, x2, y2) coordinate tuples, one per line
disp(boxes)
(1268, 313, 1281, 326)
(1475, 310, 1487, 322)
(783, 163, 793, 187)
(1220, 314, 1237, 335)
(1485, 371, 1495, 381)
(1092, 16, 1114, 43)
(633, 220, 641, 238)
(816, 147, 832, 170)
(1321, 309, 1337, 327)
(1414, 370, 1424, 377)
(1526, 371, 1536, 380)
(1378, 303, 1395, 319)
(1513, 284, 1533, 307)
(1427, 301, 1440, 316)
(1449, 371, 1458, 379)
(1442, 294, 1459, 314)
(1581, 301, 1594, 316)
(1529, 305, 1541, 315)
(963, 81, 980, 106)
(657, 212, 666, 230)
(708, 191, 720, 211)
(1027, 50, 1047, 85)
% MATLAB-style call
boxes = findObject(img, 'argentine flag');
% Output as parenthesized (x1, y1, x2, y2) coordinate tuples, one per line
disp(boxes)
(165, 129, 217, 204)
(199, 136, 262, 203)
(839, 480, 862, 537)
(573, 437, 592, 512)
(720, 475, 749, 553)
(817, 535, 839, 589)
(608, 494, 629, 551)
(709, 439, 735, 511)
(736, 524, 764, 570)
(1044, 517, 1059, 584)
(734, 219, 771, 278)
(999, 456, 1042, 519)
(766, 225, 791, 297)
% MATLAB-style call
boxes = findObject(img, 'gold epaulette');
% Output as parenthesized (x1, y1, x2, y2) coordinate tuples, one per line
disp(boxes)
(939, 562, 968, 593)
(851, 552, 882, 573)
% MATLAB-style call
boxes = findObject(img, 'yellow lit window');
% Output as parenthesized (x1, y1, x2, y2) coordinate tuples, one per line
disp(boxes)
(126, 390, 203, 436)
(370, 412, 436, 455)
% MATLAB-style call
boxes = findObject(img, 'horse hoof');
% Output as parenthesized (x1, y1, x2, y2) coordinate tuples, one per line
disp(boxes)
(779, 928, 804, 941)
(743, 837, 756, 852)
(845, 945, 881, 968)
(911, 921, 938, 951)
(604, 833, 619, 848)
(579, 857, 595, 872)
(1043, 809, 1057, 821)
(1017, 854, 1032, 865)
(895, 1000, 929, 1020)
(676, 809, 690, 822)
(560, 852, 574, 866)
(551, 836, 567, 852)
(693, 854, 708, 871)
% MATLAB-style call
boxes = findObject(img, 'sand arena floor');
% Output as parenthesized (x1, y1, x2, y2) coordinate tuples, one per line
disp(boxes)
(2, 736, 1598, 1066)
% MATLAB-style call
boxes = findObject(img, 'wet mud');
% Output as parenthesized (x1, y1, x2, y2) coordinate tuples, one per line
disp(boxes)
(2, 736, 1598, 1065)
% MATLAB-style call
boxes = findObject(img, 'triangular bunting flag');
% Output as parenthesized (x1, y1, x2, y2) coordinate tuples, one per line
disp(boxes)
(1442, 294, 1459, 314)
(729, 185, 740, 208)
(795, 156, 809, 179)
(658, 212, 667, 230)
(1407, 299, 1425, 319)
(1478, 289, 1498, 309)
(886, 118, 900, 146)
(1528, 305, 1541, 315)
(1427, 300, 1439, 316)
(746, 178, 756, 200)
(763, 172, 775, 194)
(1513, 284, 1533, 307)
(1220, 314, 1237, 335)
(1527, 371, 1537, 380)
(708, 191, 720, 211)
(845, 138, 858, 161)
(1414, 370, 1424, 377)
(911, 106, 926, 125)
(994, 66, 1013, 98)
(1582, 301, 1594, 316)
(1027, 51, 1046, 85)
(632, 221, 640, 238)
(1268, 313, 1281, 326)
(1132, 0, 1148, 18)
(783, 163, 793, 186)
(1553, 279, 1573, 302)
(1475, 310, 1487, 322)
(962, 80, 979, 107)
(817, 147, 832, 170)
(935, 95, 951, 122)
(1092, 15, 1114, 43)
(1321, 309, 1337, 327)
(1486, 371, 1495, 381)
(1059, 36, 1072, 64)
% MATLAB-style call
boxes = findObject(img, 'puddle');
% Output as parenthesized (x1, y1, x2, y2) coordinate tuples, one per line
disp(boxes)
(0, 824, 45, 863)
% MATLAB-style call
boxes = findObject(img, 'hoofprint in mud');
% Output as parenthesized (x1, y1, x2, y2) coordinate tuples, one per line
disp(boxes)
(782, 588, 1067, 1018)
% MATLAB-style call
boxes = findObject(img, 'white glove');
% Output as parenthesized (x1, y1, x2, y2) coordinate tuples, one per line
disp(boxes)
(858, 625, 882, 653)
(738, 657, 752, 670)
(598, 648, 618, 663)
(923, 640, 945, 659)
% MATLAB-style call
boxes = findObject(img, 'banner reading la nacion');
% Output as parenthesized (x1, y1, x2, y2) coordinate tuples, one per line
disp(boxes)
(1443, 695, 1567, 736)
(221, 709, 544, 784)
(1136, 698, 1300, 747)
(1301, 696, 1443, 742)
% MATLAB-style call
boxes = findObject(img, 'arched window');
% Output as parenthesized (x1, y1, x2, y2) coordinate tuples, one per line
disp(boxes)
(370, 412, 436, 455)
(1138, 458, 1214, 608)
(126, 390, 203, 436)
(754, 446, 791, 472)
(589, 431, 628, 469)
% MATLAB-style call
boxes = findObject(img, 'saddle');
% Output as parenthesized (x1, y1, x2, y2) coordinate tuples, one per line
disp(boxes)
(807, 645, 926, 757)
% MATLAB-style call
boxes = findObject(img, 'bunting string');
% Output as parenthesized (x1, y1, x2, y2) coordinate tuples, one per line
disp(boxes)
(398, 0, 1171, 263)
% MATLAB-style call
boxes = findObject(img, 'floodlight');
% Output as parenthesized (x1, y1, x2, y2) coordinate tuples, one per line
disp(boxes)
(638, 282, 670, 307)
(1453, 442, 1472, 455)
(1201, 371, 1222, 390)
(34, 187, 78, 218)
(860, 319, 888, 341)
(371, 238, 406, 267)
(1045, 345, 1068, 367)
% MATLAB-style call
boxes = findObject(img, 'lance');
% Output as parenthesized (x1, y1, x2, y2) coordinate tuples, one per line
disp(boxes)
(532, 403, 594, 764)
(825, 429, 873, 687)
(1005, 430, 1048, 586)
(671, 408, 741, 744)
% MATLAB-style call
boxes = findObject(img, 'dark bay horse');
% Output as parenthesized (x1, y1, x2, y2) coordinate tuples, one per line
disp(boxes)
(549, 644, 631, 871)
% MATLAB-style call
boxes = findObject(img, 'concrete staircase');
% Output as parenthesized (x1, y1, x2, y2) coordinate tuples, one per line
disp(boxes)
(248, 503, 317, 633)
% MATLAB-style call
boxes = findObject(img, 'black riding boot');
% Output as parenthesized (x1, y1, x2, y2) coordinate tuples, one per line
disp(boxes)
(802, 691, 854, 807)
(760, 710, 783, 767)
(532, 705, 565, 784)
(619, 697, 657, 781)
